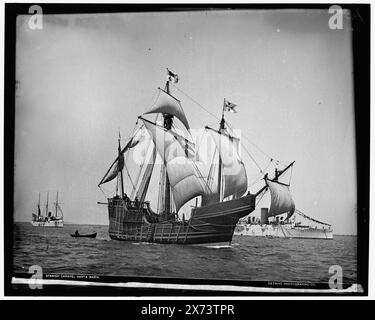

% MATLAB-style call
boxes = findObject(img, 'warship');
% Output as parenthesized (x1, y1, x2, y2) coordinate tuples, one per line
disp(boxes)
(234, 163, 333, 240)
(98, 70, 295, 245)
(234, 200, 333, 239)
(31, 192, 64, 228)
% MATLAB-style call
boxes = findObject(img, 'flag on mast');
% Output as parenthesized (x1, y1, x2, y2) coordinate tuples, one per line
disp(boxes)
(223, 98, 237, 113)
(167, 68, 179, 83)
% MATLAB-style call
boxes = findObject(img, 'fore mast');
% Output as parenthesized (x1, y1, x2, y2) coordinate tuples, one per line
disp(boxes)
(117, 132, 125, 199)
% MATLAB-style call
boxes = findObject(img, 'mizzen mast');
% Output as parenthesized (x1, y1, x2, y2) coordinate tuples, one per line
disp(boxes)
(255, 161, 295, 197)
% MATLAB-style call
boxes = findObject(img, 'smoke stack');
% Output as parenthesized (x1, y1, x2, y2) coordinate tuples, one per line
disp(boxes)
(261, 208, 268, 225)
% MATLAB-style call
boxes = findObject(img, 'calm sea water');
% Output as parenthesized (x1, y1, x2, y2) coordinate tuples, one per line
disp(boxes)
(13, 222, 357, 284)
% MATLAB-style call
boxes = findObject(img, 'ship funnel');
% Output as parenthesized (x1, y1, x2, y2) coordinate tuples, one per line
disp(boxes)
(260, 208, 268, 225)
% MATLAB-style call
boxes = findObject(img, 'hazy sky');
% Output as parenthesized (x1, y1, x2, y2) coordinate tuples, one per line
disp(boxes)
(15, 10, 356, 235)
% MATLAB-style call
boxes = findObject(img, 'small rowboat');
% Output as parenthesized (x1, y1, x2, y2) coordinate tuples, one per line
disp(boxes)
(71, 232, 97, 238)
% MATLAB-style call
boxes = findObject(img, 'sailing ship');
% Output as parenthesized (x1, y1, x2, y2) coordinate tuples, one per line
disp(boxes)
(31, 192, 64, 228)
(98, 70, 294, 245)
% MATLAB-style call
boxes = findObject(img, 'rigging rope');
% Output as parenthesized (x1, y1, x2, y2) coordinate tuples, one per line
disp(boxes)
(255, 189, 267, 207)
(173, 85, 293, 170)
(171, 83, 278, 173)
(263, 158, 273, 175)
(247, 158, 274, 188)
(288, 163, 294, 185)
(171, 83, 221, 121)
(99, 185, 110, 199)
(295, 209, 331, 226)
(206, 148, 218, 192)
(143, 88, 161, 114)
(240, 142, 264, 173)
(131, 155, 145, 199)
(224, 121, 275, 161)
(157, 165, 165, 214)
(123, 162, 137, 195)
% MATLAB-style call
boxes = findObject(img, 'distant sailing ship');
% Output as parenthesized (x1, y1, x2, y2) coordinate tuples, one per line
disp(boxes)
(98, 70, 294, 245)
(31, 192, 64, 228)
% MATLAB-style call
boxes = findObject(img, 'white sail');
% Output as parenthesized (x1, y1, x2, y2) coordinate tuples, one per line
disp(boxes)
(131, 135, 157, 202)
(144, 89, 190, 130)
(135, 146, 157, 203)
(207, 128, 248, 198)
(141, 118, 207, 212)
(266, 179, 295, 217)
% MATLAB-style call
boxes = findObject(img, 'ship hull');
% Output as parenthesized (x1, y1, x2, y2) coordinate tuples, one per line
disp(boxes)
(107, 195, 255, 245)
(234, 223, 333, 239)
(30, 220, 64, 228)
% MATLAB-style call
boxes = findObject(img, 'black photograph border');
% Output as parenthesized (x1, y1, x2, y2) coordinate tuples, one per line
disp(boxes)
(4, 3, 370, 297)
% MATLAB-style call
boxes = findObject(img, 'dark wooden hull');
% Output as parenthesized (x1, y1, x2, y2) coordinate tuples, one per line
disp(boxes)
(107, 195, 255, 245)
(71, 232, 97, 238)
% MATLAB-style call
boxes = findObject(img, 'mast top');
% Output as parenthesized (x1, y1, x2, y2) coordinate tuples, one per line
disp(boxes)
(166, 68, 179, 94)
(165, 80, 170, 94)
(219, 116, 225, 130)
(118, 129, 122, 151)
(220, 98, 229, 130)
(255, 161, 295, 197)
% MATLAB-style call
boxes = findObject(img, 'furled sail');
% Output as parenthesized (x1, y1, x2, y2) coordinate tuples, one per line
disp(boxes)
(266, 179, 295, 217)
(141, 117, 207, 212)
(144, 89, 190, 130)
(98, 126, 146, 186)
(99, 152, 124, 185)
(206, 128, 248, 199)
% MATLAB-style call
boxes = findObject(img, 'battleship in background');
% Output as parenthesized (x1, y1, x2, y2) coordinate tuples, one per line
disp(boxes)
(234, 169, 333, 240)
(31, 192, 64, 228)
(235, 214, 333, 240)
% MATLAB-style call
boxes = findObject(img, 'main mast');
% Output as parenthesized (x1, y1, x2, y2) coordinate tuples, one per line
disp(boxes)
(218, 101, 226, 202)
(163, 80, 173, 219)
